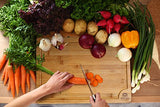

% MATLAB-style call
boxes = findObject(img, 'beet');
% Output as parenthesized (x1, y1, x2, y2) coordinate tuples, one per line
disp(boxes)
(79, 34, 95, 49)
(91, 44, 106, 58)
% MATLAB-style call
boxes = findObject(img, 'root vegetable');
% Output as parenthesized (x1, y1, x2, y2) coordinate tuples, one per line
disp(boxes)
(91, 43, 106, 58)
(99, 11, 111, 19)
(74, 19, 87, 35)
(87, 21, 98, 36)
(113, 14, 121, 23)
(97, 19, 107, 26)
(63, 19, 75, 33)
(117, 48, 132, 62)
(39, 38, 51, 51)
(108, 33, 121, 47)
(79, 34, 95, 49)
(95, 30, 108, 44)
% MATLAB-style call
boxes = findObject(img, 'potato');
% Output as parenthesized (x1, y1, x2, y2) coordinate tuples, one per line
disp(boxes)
(87, 21, 98, 36)
(63, 19, 75, 33)
(74, 19, 87, 35)
(95, 30, 108, 44)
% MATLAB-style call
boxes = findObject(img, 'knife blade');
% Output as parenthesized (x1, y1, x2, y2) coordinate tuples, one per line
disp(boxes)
(80, 65, 96, 102)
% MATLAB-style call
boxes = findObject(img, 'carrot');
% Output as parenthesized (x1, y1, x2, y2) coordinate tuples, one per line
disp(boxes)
(26, 73, 30, 91)
(90, 78, 96, 83)
(4, 68, 8, 85)
(90, 79, 98, 87)
(0, 54, 7, 71)
(86, 72, 94, 80)
(29, 70, 36, 83)
(15, 66, 20, 96)
(67, 77, 87, 85)
(1, 60, 9, 81)
(8, 80, 11, 91)
(21, 65, 26, 94)
(95, 75, 103, 83)
(7, 65, 15, 98)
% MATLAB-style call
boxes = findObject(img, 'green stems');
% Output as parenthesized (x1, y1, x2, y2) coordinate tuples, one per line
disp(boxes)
(36, 64, 54, 75)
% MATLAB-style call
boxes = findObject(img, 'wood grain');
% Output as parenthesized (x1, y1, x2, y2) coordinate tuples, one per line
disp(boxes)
(36, 35, 131, 104)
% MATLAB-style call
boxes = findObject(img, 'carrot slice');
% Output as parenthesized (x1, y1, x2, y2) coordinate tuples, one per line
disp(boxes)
(15, 66, 20, 96)
(90, 79, 98, 87)
(95, 75, 103, 83)
(86, 72, 94, 80)
(29, 70, 36, 83)
(67, 77, 87, 85)
(21, 65, 26, 94)
(7, 65, 15, 98)
(90, 78, 96, 83)
(26, 73, 30, 91)
(0, 54, 7, 71)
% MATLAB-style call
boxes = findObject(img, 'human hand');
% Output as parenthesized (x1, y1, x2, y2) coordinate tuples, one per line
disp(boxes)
(43, 71, 74, 95)
(90, 93, 109, 107)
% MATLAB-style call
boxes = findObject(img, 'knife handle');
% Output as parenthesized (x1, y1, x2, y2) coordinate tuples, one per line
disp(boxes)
(92, 94, 96, 102)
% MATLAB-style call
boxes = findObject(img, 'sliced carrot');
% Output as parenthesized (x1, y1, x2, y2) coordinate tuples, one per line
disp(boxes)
(0, 54, 7, 71)
(7, 65, 15, 98)
(1, 60, 8, 81)
(29, 70, 36, 83)
(90, 78, 96, 83)
(8, 80, 11, 91)
(95, 75, 103, 83)
(26, 73, 30, 91)
(67, 77, 87, 85)
(86, 72, 94, 80)
(15, 66, 20, 96)
(90, 79, 98, 87)
(21, 65, 26, 94)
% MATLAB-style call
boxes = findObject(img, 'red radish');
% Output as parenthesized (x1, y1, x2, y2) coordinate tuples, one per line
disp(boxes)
(97, 19, 107, 26)
(99, 11, 111, 19)
(114, 23, 121, 33)
(106, 26, 112, 34)
(106, 19, 114, 29)
(121, 16, 129, 24)
(58, 42, 68, 50)
(113, 14, 121, 23)
(91, 43, 106, 58)
(79, 34, 95, 49)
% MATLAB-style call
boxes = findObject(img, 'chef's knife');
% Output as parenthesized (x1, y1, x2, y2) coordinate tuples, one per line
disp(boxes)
(80, 65, 96, 102)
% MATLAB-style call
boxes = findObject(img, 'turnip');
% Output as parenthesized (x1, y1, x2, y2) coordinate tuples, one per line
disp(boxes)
(117, 48, 132, 62)
(79, 34, 95, 49)
(108, 33, 121, 47)
(91, 44, 106, 58)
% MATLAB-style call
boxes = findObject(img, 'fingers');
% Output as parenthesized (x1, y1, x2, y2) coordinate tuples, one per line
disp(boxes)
(60, 83, 74, 92)
(96, 93, 101, 102)
(89, 96, 95, 105)
(62, 73, 74, 81)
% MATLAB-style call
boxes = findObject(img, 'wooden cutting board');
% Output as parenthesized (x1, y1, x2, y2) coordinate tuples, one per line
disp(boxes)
(36, 32, 131, 104)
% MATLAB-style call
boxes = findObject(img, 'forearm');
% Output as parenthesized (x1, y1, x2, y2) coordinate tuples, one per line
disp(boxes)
(5, 84, 48, 107)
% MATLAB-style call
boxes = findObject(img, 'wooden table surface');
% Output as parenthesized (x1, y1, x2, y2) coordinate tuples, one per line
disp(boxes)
(0, 0, 160, 103)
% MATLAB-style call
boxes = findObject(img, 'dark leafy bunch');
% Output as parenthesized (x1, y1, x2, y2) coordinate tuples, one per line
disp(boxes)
(19, 0, 73, 35)
(0, 0, 40, 71)
(55, 0, 130, 22)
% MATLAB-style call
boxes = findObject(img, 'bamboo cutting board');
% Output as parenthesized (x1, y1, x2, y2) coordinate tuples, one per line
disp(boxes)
(36, 32, 131, 104)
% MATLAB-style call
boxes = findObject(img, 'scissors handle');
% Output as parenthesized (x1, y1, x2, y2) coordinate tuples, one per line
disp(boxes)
(92, 94, 96, 102)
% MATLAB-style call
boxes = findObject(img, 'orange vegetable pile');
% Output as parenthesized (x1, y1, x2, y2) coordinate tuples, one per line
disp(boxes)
(0, 54, 36, 97)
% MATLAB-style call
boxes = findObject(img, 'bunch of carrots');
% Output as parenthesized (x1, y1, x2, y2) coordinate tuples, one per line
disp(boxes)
(0, 54, 36, 98)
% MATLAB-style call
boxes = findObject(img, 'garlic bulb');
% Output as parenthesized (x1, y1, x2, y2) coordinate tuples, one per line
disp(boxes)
(51, 33, 64, 46)
(108, 33, 121, 47)
(39, 38, 51, 51)
(117, 48, 132, 62)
